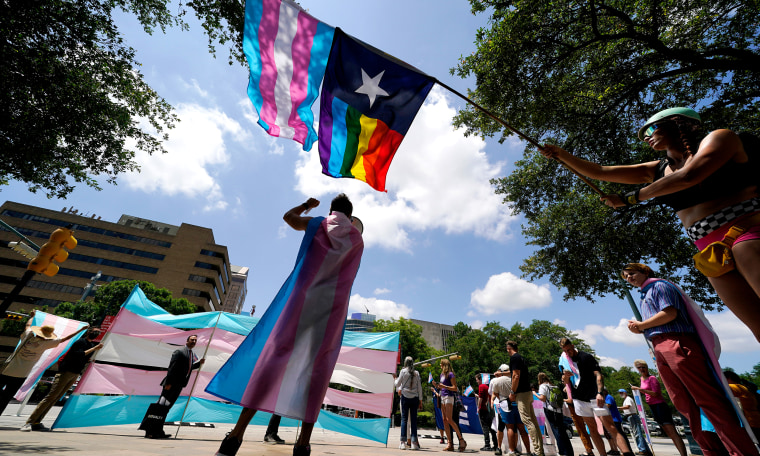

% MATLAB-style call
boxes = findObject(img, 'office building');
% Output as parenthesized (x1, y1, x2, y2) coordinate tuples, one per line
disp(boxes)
(0, 201, 243, 314)
(345, 312, 376, 332)
(223, 265, 250, 315)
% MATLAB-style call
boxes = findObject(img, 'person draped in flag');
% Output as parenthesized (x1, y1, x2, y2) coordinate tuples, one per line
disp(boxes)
(0, 310, 88, 416)
(623, 263, 759, 456)
(209, 194, 364, 456)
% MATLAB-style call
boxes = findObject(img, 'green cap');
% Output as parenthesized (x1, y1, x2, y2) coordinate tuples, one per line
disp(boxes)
(638, 107, 701, 141)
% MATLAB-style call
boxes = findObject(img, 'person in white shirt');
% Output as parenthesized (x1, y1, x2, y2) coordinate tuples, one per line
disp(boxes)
(395, 356, 423, 450)
(618, 389, 650, 455)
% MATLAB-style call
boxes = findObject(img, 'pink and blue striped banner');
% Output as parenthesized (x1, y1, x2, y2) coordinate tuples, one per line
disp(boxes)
(244, 0, 334, 150)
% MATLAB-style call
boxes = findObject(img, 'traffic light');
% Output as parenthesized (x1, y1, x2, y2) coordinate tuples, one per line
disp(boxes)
(27, 227, 77, 277)
(8, 241, 38, 260)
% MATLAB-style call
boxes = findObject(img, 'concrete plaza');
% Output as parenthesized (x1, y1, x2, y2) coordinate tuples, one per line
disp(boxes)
(0, 403, 692, 456)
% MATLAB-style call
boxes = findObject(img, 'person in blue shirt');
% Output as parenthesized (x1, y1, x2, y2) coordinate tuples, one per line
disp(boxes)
(602, 388, 632, 455)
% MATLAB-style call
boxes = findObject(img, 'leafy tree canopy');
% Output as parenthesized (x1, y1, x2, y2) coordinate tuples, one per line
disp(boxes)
(373, 317, 435, 367)
(0, 0, 245, 198)
(445, 319, 593, 390)
(453, 0, 760, 308)
(54, 279, 197, 325)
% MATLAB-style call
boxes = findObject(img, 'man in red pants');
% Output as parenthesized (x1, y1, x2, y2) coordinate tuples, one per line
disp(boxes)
(623, 263, 760, 456)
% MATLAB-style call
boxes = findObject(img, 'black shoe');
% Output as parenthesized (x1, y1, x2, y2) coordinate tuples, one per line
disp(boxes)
(31, 423, 50, 432)
(482, 446, 492, 451)
(494, 449, 502, 455)
(293, 445, 311, 456)
(216, 433, 242, 456)
(264, 433, 286, 444)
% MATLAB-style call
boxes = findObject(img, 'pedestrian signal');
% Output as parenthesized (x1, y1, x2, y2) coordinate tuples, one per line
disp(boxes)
(27, 227, 77, 277)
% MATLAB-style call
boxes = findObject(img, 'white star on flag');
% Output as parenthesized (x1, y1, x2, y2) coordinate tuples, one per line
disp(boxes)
(354, 69, 389, 108)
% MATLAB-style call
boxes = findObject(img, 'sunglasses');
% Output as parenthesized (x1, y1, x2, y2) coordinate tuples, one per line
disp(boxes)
(643, 122, 671, 139)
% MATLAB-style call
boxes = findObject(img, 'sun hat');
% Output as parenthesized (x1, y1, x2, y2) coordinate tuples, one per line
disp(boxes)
(638, 107, 701, 141)
(31, 325, 57, 340)
(497, 364, 509, 372)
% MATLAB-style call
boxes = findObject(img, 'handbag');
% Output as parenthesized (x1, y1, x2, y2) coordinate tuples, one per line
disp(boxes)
(138, 401, 171, 433)
(693, 213, 760, 277)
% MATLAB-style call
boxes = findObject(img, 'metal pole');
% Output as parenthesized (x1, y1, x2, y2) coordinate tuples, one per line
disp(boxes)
(434, 79, 605, 196)
(414, 352, 460, 367)
(0, 269, 36, 316)
(619, 277, 658, 370)
(0, 218, 41, 249)
(174, 311, 222, 437)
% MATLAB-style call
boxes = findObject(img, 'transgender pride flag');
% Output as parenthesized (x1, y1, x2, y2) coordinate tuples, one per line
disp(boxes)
(13, 312, 87, 401)
(243, 0, 334, 150)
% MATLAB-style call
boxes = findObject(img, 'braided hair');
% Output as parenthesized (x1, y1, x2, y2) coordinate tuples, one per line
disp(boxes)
(671, 115, 703, 157)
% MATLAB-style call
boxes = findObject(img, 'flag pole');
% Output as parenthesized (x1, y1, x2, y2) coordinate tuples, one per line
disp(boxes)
(433, 79, 605, 197)
(174, 311, 223, 438)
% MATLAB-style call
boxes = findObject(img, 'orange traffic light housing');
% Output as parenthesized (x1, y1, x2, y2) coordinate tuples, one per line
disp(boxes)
(27, 227, 77, 276)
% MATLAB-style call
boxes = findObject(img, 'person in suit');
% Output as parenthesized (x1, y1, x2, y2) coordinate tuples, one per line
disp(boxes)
(141, 334, 204, 439)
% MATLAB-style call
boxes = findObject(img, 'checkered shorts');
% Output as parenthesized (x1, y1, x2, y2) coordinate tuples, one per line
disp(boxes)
(686, 198, 760, 242)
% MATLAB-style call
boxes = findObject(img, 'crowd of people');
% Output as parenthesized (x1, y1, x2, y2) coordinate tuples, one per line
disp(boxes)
(3, 107, 760, 456)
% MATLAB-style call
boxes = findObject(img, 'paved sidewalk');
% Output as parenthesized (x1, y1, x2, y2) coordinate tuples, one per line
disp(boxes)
(0, 403, 690, 455)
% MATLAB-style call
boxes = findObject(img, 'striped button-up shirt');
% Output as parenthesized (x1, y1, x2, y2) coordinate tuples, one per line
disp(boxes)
(640, 280, 695, 338)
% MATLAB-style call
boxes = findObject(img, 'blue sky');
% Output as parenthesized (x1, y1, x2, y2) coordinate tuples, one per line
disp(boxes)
(3, 0, 758, 374)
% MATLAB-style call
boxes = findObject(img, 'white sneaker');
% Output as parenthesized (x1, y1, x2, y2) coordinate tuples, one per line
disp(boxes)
(411, 441, 420, 450)
(399, 441, 407, 450)
(19, 423, 32, 432)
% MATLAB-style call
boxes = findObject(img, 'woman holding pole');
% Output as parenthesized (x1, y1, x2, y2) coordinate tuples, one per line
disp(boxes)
(541, 107, 760, 342)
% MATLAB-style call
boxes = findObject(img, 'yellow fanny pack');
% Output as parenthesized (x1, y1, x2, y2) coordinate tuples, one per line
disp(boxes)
(693, 214, 760, 277)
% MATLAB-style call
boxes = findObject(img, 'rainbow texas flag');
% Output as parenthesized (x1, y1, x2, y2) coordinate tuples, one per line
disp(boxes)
(318, 28, 434, 192)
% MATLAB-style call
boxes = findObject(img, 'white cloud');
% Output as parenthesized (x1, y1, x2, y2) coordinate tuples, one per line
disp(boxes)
(706, 311, 758, 353)
(183, 78, 209, 98)
(572, 318, 645, 347)
(123, 103, 249, 211)
(470, 320, 484, 330)
(374, 288, 391, 295)
(237, 99, 285, 155)
(292, 87, 520, 250)
(469, 272, 552, 315)
(599, 356, 628, 370)
(553, 318, 567, 326)
(349, 294, 412, 320)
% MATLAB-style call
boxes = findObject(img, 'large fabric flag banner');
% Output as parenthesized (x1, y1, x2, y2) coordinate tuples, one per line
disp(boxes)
(318, 28, 435, 192)
(12, 312, 87, 401)
(243, 0, 334, 150)
(52, 285, 399, 444)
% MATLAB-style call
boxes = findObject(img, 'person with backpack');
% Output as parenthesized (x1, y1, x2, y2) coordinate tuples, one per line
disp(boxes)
(537, 372, 573, 456)
(541, 107, 760, 343)
(395, 356, 423, 450)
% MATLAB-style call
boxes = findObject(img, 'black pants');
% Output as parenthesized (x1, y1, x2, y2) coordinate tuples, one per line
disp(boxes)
(479, 408, 496, 447)
(266, 414, 281, 436)
(0, 375, 26, 416)
(545, 408, 574, 456)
